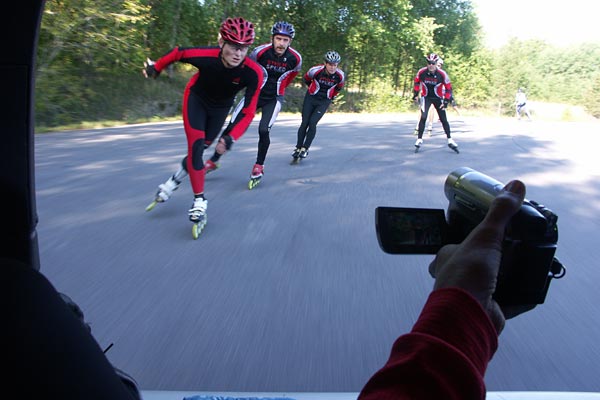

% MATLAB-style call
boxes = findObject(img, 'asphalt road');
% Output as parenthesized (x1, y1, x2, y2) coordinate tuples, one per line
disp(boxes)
(35, 113, 600, 393)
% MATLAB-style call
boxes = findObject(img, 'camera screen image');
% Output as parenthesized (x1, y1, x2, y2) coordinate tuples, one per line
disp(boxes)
(376, 207, 448, 254)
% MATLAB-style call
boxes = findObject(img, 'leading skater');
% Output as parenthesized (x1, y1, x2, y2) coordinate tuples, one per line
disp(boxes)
(143, 17, 265, 237)
(412, 53, 458, 153)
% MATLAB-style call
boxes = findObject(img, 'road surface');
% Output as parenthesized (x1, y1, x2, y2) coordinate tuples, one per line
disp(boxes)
(35, 113, 600, 393)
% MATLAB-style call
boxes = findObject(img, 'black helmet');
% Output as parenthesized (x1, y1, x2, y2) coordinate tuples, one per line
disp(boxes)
(325, 50, 341, 64)
(271, 21, 295, 38)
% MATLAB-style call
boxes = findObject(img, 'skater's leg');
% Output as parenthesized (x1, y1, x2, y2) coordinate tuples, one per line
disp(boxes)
(416, 98, 431, 140)
(427, 104, 435, 134)
(296, 93, 313, 148)
(435, 101, 458, 151)
(256, 99, 280, 165)
(155, 157, 188, 202)
(302, 98, 330, 150)
(184, 91, 225, 191)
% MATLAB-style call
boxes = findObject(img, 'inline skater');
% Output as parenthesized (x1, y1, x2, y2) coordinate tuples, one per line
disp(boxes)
(143, 17, 265, 239)
(412, 53, 458, 153)
(293, 50, 345, 163)
(515, 88, 532, 120)
(204, 21, 302, 189)
(413, 57, 445, 137)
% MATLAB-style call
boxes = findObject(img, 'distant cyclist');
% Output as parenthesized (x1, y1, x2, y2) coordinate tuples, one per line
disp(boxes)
(205, 21, 302, 188)
(143, 17, 265, 236)
(412, 53, 458, 153)
(293, 51, 345, 161)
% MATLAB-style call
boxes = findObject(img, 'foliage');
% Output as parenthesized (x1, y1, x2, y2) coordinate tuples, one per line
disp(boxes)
(34, 0, 598, 129)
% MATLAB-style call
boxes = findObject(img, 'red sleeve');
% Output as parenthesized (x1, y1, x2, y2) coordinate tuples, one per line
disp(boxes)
(153, 46, 219, 72)
(227, 59, 265, 141)
(153, 47, 180, 72)
(358, 288, 498, 400)
(278, 48, 302, 95)
(278, 70, 299, 95)
(413, 69, 422, 93)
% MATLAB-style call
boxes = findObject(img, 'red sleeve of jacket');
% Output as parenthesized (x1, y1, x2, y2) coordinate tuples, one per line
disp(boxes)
(440, 69, 453, 101)
(227, 58, 266, 141)
(153, 46, 222, 72)
(358, 288, 498, 400)
(277, 47, 302, 96)
(413, 67, 426, 95)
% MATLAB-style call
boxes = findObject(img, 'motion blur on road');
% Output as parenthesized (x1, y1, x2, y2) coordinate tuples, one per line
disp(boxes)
(35, 113, 600, 393)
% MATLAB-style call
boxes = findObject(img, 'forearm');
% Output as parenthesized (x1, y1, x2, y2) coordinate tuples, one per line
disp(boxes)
(358, 288, 498, 400)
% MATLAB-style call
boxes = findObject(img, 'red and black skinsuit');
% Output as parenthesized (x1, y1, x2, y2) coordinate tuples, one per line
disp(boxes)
(215, 42, 302, 166)
(153, 46, 265, 194)
(296, 64, 345, 150)
(413, 67, 453, 140)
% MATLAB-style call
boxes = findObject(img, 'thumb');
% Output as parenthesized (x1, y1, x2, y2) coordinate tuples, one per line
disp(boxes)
(481, 180, 526, 232)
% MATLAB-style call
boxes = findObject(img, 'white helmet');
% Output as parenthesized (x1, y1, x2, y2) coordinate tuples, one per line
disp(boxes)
(324, 50, 341, 64)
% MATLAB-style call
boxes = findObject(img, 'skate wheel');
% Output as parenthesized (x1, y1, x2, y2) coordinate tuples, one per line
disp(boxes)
(145, 201, 158, 212)
(414, 147, 420, 153)
(248, 178, 261, 190)
(290, 158, 299, 165)
(192, 219, 207, 240)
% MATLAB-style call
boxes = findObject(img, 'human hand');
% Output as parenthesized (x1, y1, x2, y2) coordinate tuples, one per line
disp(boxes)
(428, 180, 528, 333)
(143, 58, 159, 79)
(215, 133, 233, 155)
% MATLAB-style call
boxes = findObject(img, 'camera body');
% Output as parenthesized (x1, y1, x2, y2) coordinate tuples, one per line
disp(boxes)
(376, 167, 565, 307)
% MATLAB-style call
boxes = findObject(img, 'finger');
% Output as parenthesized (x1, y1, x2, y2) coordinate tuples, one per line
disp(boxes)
(459, 180, 526, 250)
(481, 180, 526, 228)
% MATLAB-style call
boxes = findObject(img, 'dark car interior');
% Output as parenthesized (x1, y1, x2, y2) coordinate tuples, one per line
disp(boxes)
(3, 2, 137, 398)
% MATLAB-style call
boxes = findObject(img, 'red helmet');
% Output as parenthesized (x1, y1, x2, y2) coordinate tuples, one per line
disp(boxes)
(220, 17, 255, 46)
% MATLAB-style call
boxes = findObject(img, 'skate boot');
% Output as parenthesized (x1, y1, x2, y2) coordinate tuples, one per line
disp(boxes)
(204, 159, 219, 174)
(447, 138, 459, 154)
(189, 197, 208, 239)
(414, 138, 423, 153)
(291, 147, 301, 164)
(248, 163, 264, 190)
(299, 147, 309, 159)
(146, 176, 180, 211)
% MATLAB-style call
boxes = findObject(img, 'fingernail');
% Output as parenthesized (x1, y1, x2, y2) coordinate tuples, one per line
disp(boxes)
(504, 180, 525, 196)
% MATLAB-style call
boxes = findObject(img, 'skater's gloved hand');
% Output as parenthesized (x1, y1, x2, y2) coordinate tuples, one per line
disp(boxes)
(440, 99, 448, 110)
(428, 180, 533, 334)
(143, 58, 160, 79)
(276, 95, 285, 104)
(216, 134, 233, 155)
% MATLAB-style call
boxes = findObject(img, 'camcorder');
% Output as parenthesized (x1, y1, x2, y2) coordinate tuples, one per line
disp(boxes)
(375, 167, 565, 307)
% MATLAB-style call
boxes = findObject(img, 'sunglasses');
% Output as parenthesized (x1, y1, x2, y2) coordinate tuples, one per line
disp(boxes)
(427, 61, 436, 65)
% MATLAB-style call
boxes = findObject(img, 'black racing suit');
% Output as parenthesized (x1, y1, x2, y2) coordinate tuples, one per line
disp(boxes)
(413, 66, 453, 139)
(296, 64, 345, 150)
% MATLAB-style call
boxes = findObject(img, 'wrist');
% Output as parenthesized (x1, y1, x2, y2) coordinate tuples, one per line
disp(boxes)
(413, 288, 499, 370)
